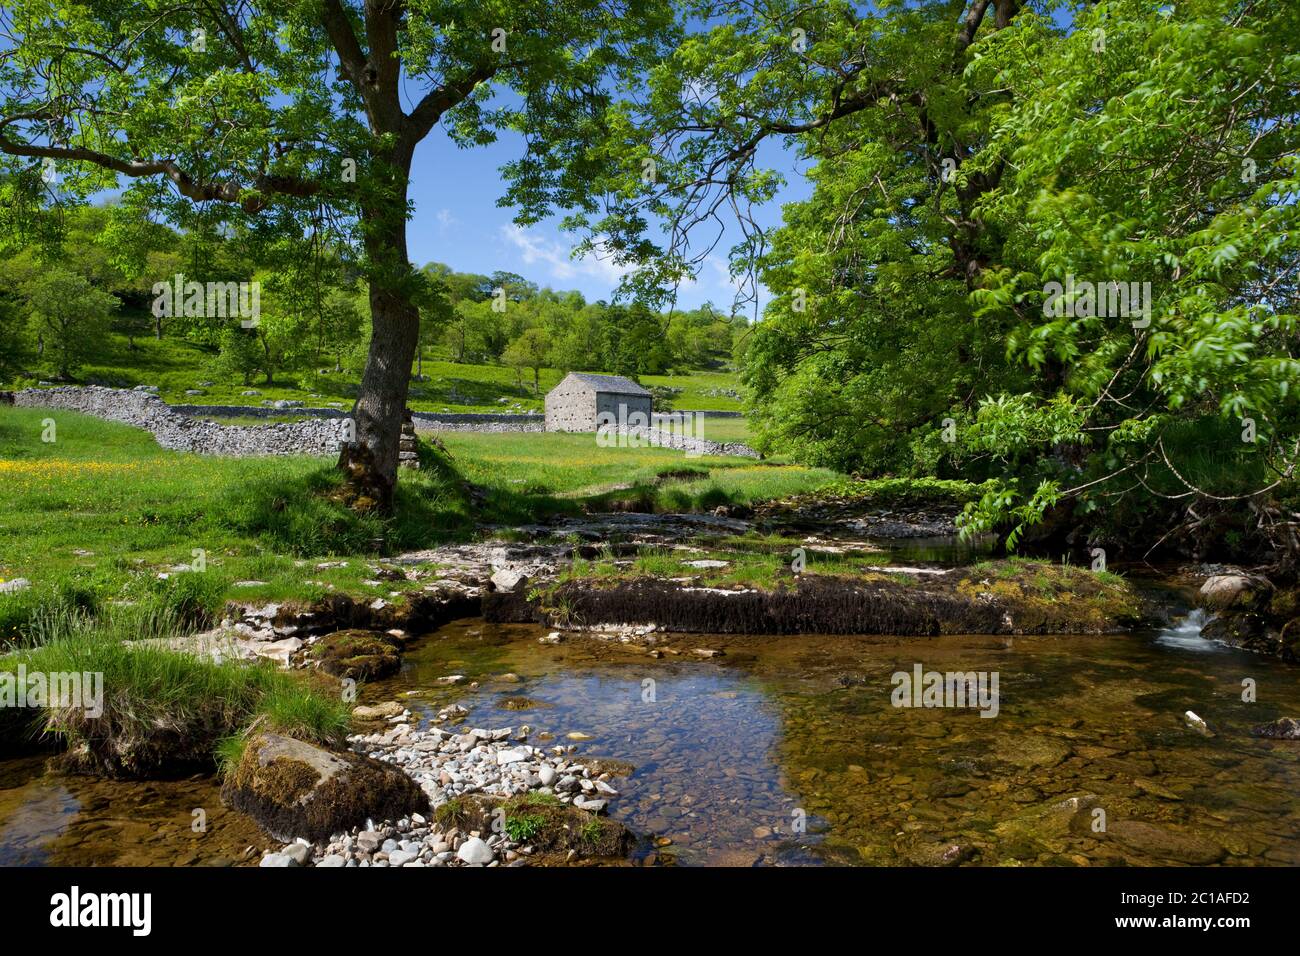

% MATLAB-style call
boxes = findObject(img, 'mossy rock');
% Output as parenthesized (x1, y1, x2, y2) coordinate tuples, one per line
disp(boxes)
(577, 757, 636, 777)
(499, 695, 544, 711)
(439, 793, 633, 862)
(221, 732, 427, 842)
(1202, 611, 1273, 651)
(308, 629, 402, 681)
(542, 560, 1147, 636)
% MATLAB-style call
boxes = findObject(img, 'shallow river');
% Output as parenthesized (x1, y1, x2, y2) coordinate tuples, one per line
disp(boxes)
(2, 613, 1297, 866)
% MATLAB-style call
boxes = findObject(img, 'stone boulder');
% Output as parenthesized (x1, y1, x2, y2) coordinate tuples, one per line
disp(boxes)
(352, 701, 405, 721)
(1198, 572, 1273, 612)
(222, 733, 427, 842)
(1103, 820, 1225, 865)
(490, 567, 529, 593)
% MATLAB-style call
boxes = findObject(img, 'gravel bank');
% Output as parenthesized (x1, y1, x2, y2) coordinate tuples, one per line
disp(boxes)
(262, 708, 624, 867)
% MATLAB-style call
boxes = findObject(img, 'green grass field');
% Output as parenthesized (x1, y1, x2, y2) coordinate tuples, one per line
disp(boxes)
(0, 406, 830, 638)
(3, 328, 748, 414)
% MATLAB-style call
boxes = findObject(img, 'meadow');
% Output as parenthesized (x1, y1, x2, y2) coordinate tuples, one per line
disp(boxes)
(0, 406, 831, 639)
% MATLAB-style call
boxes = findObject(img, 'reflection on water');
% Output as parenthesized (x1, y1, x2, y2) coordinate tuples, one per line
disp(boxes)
(0, 756, 266, 866)
(372, 615, 1300, 866)
(0, 762, 77, 866)
(871, 534, 998, 567)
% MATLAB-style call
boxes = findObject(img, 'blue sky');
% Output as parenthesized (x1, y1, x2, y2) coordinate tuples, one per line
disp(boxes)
(405, 121, 811, 313)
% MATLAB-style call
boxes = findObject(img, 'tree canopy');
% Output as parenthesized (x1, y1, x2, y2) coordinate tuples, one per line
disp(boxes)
(573, 0, 1299, 560)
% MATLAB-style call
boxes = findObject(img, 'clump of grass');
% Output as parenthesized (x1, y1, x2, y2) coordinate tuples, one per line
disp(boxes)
(214, 734, 248, 776)
(814, 476, 996, 505)
(217, 466, 392, 555)
(434, 797, 469, 829)
(217, 449, 473, 556)
(0, 629, 350, 777)
(504, 813, 546, 842)
(146, 571, 228, 629)
(23, 601, 186, 649)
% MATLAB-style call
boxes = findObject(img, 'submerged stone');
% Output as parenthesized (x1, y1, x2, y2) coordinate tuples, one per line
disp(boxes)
(1105, 820, 1225, 865)
(1250, 716, 1300, 739)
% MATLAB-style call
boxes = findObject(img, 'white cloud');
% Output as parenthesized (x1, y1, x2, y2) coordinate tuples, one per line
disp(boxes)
(498, 225, 763, 310)
(436, 208, 459, 236)
(500, 225, 632, 285)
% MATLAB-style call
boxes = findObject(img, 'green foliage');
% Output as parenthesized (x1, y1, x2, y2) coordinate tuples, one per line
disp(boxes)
(577, 0, 1299, 554)
(21, 265, 118, 377)
(212, 325, 265, 386)
(815, 476, 995, 507)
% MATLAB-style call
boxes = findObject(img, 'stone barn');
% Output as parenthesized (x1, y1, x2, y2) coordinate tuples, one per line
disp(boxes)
(545, 372, 652, 432)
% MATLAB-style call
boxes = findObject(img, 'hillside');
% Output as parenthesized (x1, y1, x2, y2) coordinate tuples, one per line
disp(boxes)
(2, 326, 748, 415)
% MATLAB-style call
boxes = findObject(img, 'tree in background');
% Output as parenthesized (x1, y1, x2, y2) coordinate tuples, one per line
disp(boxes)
(319, 289, 366, 375)
(22, 267, 118, 378)
(0, 285, 27, 375)
(212, 325, 264, 386)
(501, 326, 552, 393)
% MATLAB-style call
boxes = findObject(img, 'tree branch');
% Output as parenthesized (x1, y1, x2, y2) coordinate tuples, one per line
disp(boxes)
(0, 119, 319, 213)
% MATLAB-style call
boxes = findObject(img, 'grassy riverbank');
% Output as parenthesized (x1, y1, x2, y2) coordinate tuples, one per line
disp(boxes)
(0, 619, 351, 774)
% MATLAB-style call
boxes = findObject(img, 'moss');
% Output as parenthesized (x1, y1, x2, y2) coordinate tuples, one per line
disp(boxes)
(577, 758, 635, 777)
(307, 628, 402, 681)
(522, 560, 1148, 636)
(221, 732, 427, 842)
(500, 695, 541, 711)
(247, 756, 322, 804)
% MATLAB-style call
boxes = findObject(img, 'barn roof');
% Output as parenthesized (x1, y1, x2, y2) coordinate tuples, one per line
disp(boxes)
(561, 372, 652, 396)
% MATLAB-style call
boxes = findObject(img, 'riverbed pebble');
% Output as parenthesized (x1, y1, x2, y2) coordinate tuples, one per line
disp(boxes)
(255, 708, 617, 869)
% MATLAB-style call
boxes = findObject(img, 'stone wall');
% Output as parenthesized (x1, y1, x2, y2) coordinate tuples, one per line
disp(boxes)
(182, 403, 545, 429)
(7, 386, 752, 456)
(13, 386, 349, 457)
(413, 418, 543, 433)
(175, 403, 350, 419)
(602, 425, 758, 459)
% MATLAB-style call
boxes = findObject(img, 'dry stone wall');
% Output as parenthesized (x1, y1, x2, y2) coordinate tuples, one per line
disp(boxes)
(6, 386, 755, 457)
(12, 386, 349, 456)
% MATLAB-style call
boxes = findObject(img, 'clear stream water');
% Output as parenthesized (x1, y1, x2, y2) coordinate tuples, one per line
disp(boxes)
(2, 612, 1298, 866)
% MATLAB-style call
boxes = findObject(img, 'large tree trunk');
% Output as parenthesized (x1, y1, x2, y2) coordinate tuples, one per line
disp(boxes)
(338, 283, 418, 511)
(336, 155, 419, 513)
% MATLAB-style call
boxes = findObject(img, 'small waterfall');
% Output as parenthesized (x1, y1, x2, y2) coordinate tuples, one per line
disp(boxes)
(1154, 608, 1220, 652)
